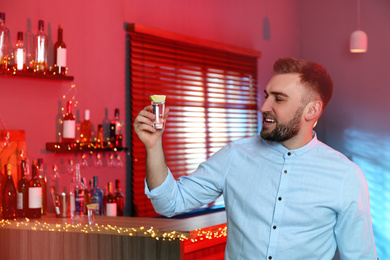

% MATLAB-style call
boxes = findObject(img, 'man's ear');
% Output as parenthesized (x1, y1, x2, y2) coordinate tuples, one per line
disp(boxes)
(304, 100, 322, 121)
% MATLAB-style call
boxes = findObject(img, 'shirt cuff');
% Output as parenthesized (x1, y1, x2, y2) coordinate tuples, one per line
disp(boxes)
(144, 168, 175, 199)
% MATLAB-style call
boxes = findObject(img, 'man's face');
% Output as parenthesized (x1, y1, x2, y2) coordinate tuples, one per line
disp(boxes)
(260, 73, 307, 143)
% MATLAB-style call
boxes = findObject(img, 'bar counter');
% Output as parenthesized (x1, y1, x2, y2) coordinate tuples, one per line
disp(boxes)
(0, 211, 227, 260)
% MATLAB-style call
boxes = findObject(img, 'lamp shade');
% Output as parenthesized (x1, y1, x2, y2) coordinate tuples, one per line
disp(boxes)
(350, 30, 367, 53)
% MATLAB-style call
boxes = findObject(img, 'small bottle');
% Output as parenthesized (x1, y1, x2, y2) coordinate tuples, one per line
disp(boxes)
(63, 101, 76, 143)
(37, 158, 47, 215)
(70, 163, 84, 220)
(33, 20, 48, 73)
(54, 24, 67, 75)
(114, 179, 124, 216)
(0, 12, 9, 72)
(14, 32, 26, 71)
(27, 161, 42, 218)
(81, 109, 92, 144)
(2, 164, 17, 219)
(102, 108, 111, 144)
(89, 176, 103, 216)
(16, 160, 29, 218)
(110, 109, 123, 147)
(82, 177, 91, 215)
(104, 182, 117, 216)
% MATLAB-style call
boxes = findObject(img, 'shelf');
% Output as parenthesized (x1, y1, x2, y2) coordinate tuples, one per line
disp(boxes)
(46, 142, 128, 153)
(0, 70, 74, 81)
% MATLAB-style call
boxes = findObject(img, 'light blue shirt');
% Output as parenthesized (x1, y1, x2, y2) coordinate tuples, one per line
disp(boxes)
(145, 133, 378, 260)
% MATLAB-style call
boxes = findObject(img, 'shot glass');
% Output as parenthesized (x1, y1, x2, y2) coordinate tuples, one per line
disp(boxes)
(151, 100, 165, 129)
(87, 203, 98, 225)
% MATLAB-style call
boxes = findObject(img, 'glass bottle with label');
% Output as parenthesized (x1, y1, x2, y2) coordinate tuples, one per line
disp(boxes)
(104, 182, 117, 216)
(27, 161, 42, 218)
(33, 20, 48, 73)
(110, 109, 123, 147)
(69, 163, 84, 220)
(17, 160, 29, 218)
(2, 164, 17, 219)
(14, 32, 26, 71)
(114, 179, 124, 216)
(54, 24, 66, 75)
(63, 101, 76, 143)
(81, 109, 92, 144)
(89, 176, 103, 215)
(0, 12, 9, 72)
(37, 158, 47, 215)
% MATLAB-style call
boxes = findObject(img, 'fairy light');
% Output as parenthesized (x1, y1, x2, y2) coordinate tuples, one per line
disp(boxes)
(0, 218, 227, 243)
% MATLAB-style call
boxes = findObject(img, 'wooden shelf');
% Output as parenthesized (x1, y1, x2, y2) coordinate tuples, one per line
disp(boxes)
(0, 70, 74, 81)
(46, 142, 128, 153)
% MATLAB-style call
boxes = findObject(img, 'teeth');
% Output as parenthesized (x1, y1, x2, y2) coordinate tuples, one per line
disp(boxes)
(265, 118, 275, 123)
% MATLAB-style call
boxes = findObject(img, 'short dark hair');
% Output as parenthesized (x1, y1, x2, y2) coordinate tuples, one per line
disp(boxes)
(273, 57, 334, 109)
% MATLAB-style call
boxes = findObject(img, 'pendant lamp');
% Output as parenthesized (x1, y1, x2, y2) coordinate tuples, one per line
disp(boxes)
(350, 0, 367, 53)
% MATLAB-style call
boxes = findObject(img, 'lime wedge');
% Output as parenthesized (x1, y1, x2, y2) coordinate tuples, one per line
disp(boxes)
(86, 203, 99, 210)
(149, 95, 166, 102)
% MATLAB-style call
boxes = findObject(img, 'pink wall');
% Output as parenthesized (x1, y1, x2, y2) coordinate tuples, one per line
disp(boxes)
(0, 0, 300, 214)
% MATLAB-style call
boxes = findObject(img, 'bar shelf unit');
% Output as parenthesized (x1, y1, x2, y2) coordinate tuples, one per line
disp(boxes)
(0, 70, 74, 81)
(45, 142, 128, 154)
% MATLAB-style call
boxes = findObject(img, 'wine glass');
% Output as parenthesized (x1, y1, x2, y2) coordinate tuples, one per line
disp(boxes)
(51, 164, 60, 182)
(68, 159, 76, 175)
(94, 153, 103, 167)
(80, 153, 89, 168)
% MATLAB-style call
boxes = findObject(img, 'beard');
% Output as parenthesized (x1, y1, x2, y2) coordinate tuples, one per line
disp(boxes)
(260, 106, 304, 143)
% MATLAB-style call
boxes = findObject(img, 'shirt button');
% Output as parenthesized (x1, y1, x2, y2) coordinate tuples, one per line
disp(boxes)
(273, 225, 277, 229)
(284, 170, 287, 174)
(287, 152, 291, 156)
(268, 256, 272, 259)
(278, 197, 282, 201)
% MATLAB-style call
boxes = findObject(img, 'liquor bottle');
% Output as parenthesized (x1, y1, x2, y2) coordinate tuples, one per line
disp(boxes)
(0, 12, 9, 72)
(63, 101, 76, 143)
(89, 176, 103, 216)
(81, 109, 92, 144)
(33, 20, 48, 73)
(104, 182, 117, 216)
(102, 108, 111, 144)
(27, 161, 42, 218)
(96, 124, 104, 147)
(69, 163, 84, 220)
(16, 160, 29, 218)
(114, 179, 124, 216)
(37, 158, 47, 215)
(14, 32, 26, 71)
(2, 164, 17, 219)
(82, 177, 91, 215)
(110, 109, 123, 147)
(54, 24, 66, 75)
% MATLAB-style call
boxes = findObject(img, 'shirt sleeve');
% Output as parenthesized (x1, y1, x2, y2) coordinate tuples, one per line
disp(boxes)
(334, 165, 378, 260)
(144, 142, 233, 217)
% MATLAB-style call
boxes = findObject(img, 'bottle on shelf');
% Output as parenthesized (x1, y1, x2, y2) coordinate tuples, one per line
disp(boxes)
(17, 160, 29, 218)
(69, 163, 84, 220)
(82, 177, 91, 215)
(27, 161, 42, 218)
(81, 109, 92, 144)
(0, 12, 9, 72)
(104, 182, 117, 216)
(89, 176, 103, 216)
(110, 108, 123, 147)
(96, 124, 104, 147)
(53, 24, 67, 75)
(63, 101, 76, 143)
(102, 108, 111, 145)
(114, 179, 124, 216)
(14, 31, 27, 71)
(2, 164, 17, 219)
(37, 158, 47, 215)
(33, 20, 48, 73)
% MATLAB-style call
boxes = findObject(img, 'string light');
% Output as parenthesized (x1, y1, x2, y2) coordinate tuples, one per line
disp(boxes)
(0, 218, 227, 243)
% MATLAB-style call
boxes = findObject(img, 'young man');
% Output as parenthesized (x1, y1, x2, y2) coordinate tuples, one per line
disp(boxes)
(134, 57, 378, 259)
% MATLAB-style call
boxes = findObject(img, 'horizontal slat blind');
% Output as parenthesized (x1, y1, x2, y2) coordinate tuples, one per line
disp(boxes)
(129, 30, 258, 217)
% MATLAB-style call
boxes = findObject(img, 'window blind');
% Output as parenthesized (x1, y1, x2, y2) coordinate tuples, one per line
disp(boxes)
(128, 25, 259, 217)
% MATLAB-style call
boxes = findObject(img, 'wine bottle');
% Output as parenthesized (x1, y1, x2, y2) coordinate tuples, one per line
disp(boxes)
(16, 160, 29, 218)
(70, 163, 84, 220)
(104, 182, 117, 216)
(37, 158, 47, 215)
(63, 101, 76, 143)
(33, 20, 48, 73)
(114, 179, 124, 216)
(2, 164, 17, 219)
(80, 109, 92, 144)
(89, 176, 103, 216)
(0, 12, 9, 72)
(54, 24, 67, 75)
(82, 177, 91, 215)
(14, 31, 26, 71)
(110, 109, 123, 147)
(27, 161, 42, 218)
